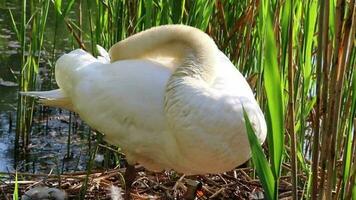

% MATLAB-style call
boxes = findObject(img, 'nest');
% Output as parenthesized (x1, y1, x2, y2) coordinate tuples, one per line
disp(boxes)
(0, 166, 294, 199)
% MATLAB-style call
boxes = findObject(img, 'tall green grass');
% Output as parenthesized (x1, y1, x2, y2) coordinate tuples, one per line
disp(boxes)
(10, 0, 49, 152)
(244, 109, 276, 200)
(11, 0, 356, 199)
(12, 172, 18, 200)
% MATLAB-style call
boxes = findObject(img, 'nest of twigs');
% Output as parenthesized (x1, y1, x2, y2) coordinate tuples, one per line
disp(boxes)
(0, 166, 295, 199)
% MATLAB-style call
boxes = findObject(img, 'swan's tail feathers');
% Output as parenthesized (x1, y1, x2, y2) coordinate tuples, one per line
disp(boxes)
(20, 89, 74, 111)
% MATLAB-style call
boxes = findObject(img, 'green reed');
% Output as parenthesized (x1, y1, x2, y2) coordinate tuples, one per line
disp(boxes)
(10, 0, 49, 152)
(12, 0, 356, 199)
(12, 172, 18, 200)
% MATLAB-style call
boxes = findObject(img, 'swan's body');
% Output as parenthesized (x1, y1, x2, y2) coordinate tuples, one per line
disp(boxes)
(23, 25, 266, 175)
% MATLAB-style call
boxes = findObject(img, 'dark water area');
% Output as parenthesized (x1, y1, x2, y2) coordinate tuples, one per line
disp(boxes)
(0, 0, 22, 172)
(0, 0, 99, 173)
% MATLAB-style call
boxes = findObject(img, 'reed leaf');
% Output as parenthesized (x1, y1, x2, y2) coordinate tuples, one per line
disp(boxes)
(63, 0, 76, 17)
(13, 172, 18, 200)
(261, 0, 285, 179)
(244, 109, 276, 200)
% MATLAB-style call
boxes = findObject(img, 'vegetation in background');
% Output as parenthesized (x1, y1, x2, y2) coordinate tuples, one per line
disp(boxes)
(9, 0, 49, 156)
(9, 0, 356, 199)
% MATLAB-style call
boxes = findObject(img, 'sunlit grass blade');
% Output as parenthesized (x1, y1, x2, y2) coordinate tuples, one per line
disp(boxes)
(38, 0, 50, 54)
(8, 9, 20, 41)
(261, 1, 284, 179)
(54, 0, 62, 15)
(244, 109, 276, 200)
(342, 67, 356, 198)
(280, 0, 291, 71)
(186, 0, 214, 30)
(13, 171, 18, 200)
(302, 0, 317, 94)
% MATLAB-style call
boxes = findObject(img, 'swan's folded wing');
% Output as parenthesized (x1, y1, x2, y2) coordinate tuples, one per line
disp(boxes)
(69, 59, 172, 137)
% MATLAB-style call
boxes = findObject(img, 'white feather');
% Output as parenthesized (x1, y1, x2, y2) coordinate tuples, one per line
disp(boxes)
(109, 185, 123, 200)
(96, 44, 110, 63)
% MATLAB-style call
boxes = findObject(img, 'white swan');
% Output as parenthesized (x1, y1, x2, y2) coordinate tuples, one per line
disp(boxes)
(23, 25, 266, 175)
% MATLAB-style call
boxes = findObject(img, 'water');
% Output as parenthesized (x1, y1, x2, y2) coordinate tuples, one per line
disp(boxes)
(0, 0, 21, 171)
(0, 0, 96, 173)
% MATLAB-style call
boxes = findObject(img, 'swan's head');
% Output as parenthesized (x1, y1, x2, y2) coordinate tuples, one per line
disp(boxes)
(55, 49, 98, 94)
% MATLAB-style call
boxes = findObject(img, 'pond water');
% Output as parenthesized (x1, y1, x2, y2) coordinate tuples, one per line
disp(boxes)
(0, 0, 21, 172)
(0, 0, 99, 173)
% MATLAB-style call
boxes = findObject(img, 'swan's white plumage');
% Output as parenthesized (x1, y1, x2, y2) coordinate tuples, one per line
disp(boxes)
(22, 25, 266, 175)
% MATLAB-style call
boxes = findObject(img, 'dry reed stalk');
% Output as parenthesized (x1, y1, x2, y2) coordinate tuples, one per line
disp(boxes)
(287, 1, 297, 198)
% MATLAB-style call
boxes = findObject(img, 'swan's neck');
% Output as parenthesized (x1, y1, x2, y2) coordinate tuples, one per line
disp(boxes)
(109, 25, 221, 136)
(109, 25, 218, 83)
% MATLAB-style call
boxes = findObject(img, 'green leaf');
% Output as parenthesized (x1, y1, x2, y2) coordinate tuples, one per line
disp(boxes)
(342, 63, 356, 198)
(262, 2, 285, 178)
(8, 9, 20, 41)
(53, 0, 62, 15)
(302, 0, 317, 93)
(13, 171, 18, 200)
(280, 0, 291, 71)
(63, 0, 76, 17)
(244, 109, 276, 200)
